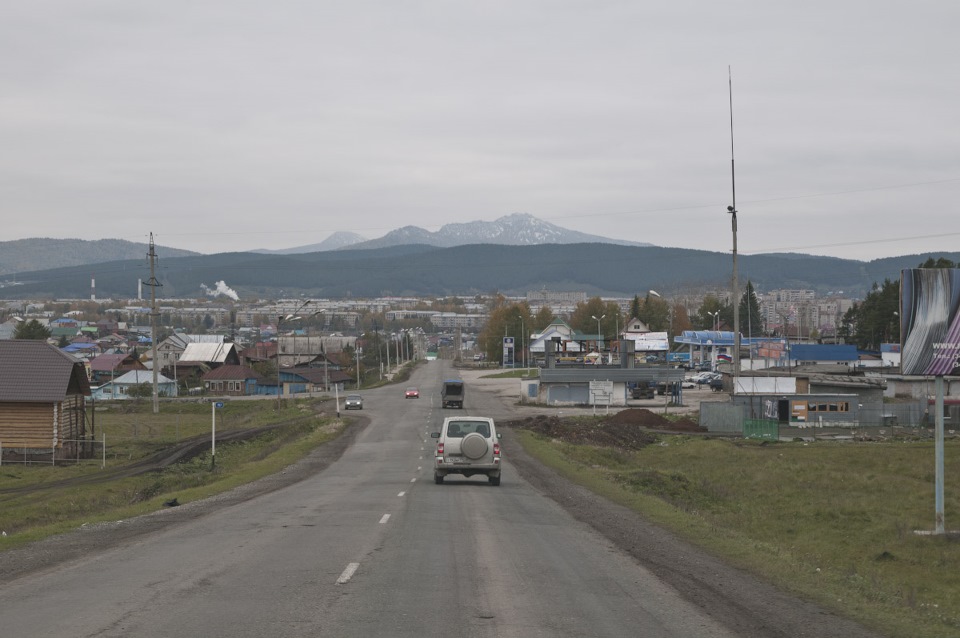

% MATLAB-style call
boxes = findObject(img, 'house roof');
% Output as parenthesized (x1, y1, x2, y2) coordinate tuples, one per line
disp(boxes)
(0, 340, 91, 402)
(61, 342, 99, 353)
(286, 366, 353, 384)
(203, 365, 264, 381)
(159, 333, 224, 351)
(179, 342, 237, 364)
(239, 342, 277, 361)
(108, 370, 175, 385)
(89, 352, 141, 371)
(623, 317, 651, 333)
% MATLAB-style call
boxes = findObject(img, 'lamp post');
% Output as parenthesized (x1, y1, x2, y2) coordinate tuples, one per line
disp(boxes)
(708, 310, 719, 331)
(650, 290, 670, 360)
(276, 313, 302, 411)
(591, 314, 606, 352)
(276, 300, 312, 411)
(649, 289, 662, 332)
(355, 334, 363, 389)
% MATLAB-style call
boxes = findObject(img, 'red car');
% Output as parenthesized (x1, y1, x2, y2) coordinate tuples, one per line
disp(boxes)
(405, 387, 420, 399)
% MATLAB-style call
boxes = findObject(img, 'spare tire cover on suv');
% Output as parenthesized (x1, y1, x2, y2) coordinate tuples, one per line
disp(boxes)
(459, 432, 489, 459)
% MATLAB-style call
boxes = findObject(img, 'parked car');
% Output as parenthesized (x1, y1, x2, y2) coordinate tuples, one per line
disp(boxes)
(690, 371, 720, 386)
(431, 416, 501, 485)
(344, 394, 363, 410)
(405, 387, 420, 399)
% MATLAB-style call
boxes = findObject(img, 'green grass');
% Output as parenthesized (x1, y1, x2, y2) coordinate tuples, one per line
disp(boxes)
(481, 368, 539, 379)
(515, 431, 960, 638)
(0, 397, 343, 549)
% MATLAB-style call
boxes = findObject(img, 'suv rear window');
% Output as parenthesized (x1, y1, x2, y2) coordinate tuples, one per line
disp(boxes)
(445, 421, 490, 438)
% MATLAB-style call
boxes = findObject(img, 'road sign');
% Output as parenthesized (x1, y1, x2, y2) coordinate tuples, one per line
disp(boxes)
(215, 401, 224, 408)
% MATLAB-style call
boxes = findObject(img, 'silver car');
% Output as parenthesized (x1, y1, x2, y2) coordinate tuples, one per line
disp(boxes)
(344, 394, 363, 410)
(431, 416, 501, 485)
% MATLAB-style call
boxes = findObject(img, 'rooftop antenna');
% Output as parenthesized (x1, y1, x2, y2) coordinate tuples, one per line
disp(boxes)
(727, 66, 741, 385)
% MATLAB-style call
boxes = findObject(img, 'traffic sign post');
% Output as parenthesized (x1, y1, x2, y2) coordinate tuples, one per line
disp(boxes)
(212, 401, 224, 469)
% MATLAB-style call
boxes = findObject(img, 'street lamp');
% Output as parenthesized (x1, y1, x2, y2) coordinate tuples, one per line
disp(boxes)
(276, 300, 312, 411)
(707, 310, 719, 331)
(355, 333, 364, 389)
(591, 314, 606, 351)
(648, 289, 662, 335)
(276, 313, 302, 411)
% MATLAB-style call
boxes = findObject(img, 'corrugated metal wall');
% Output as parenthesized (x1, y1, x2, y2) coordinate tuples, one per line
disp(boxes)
(699, 403, 745, 433)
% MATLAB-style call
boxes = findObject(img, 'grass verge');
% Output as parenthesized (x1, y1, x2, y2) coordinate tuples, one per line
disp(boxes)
(514, 430, 960, 638)
(481, 368, 538, 379)
(0, 398, 343, 549)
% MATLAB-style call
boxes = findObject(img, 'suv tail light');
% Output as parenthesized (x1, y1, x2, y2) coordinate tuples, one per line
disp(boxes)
(493, 442, 500, 456)
(437, 442, 444, 454)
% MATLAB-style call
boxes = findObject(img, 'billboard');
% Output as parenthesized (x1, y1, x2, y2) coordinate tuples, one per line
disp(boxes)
(628, 331, 669, 352)
(900, 269, 960, 376)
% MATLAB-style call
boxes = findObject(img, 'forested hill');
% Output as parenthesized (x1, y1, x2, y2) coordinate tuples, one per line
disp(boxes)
(0, 238, 198, 276)
(1, 243, 957, 300)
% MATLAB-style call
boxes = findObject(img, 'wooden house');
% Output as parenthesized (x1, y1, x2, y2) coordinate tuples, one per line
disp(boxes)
(202, 365, 265, 396)
(0, 340, 91, 459)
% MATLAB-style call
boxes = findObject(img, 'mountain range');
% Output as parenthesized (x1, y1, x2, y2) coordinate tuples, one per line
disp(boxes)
(252, 214, 650, 254)
(1, 216, 957, 300)
(2, 242, 958, 302)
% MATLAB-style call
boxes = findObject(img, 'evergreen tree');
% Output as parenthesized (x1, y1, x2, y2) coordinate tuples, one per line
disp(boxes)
(14, 319, 51, 340)
(738, 281, 764, 338)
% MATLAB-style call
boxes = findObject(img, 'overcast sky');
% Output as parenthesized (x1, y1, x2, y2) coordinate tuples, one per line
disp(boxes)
(3, 1, 958, 261)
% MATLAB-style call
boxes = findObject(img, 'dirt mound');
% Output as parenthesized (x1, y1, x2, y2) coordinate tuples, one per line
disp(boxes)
(599, 408, 706, 433)
(503, 410, 707, 449)
(503, 414, 658, 451)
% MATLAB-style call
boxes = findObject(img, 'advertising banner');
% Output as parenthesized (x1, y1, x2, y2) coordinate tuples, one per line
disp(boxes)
(901, 269, 960, 376)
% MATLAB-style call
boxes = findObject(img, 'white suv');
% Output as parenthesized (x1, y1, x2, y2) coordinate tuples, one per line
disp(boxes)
(431, 416, 502, 485)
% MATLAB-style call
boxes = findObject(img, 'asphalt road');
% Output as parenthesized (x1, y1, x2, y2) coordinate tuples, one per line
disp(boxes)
(0, 361, 881, 638)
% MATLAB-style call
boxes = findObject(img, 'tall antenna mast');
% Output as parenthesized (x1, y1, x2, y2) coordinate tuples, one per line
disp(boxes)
(146, 233, 162, 414)
(727, 67, 741, 385)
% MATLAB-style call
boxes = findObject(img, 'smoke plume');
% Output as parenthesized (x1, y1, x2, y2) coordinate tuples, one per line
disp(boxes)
(201, 280, 240, 301)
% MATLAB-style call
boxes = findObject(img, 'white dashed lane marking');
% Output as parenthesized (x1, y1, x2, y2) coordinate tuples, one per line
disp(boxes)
(337, 562, 360, 584)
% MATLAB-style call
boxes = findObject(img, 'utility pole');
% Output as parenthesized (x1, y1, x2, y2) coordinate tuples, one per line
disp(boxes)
(146, 233, 161, 414)
(728, 67, 741, 389)
(355, 337, 361, 388)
